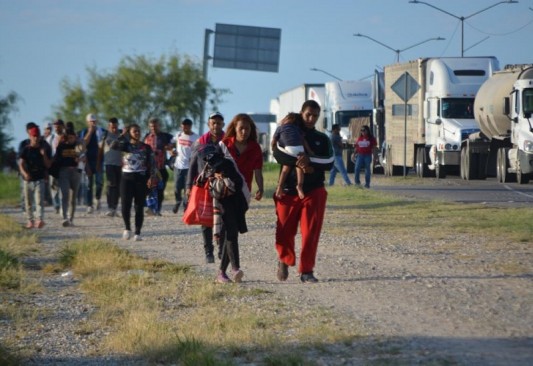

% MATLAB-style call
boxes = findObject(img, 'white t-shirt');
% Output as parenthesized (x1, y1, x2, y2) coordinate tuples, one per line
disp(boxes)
(172, 131, 199, 170)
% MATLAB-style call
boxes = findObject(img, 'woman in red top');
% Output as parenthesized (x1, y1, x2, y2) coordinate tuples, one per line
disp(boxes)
(354, 125, 377, 188)
(221, 113, 264, 201)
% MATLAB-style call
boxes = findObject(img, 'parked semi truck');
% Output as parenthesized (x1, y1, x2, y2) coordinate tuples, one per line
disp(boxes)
(271, 83, 325, 125)
(462, 64, 533, 184)
(321, 80, 374, 172)
(377, 57, 499, 178)
(269, 83, 325, 162)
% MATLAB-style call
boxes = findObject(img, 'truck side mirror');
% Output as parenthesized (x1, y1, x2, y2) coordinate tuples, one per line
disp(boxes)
(503, 97, 510, 115)
(524, 112, 531, 119)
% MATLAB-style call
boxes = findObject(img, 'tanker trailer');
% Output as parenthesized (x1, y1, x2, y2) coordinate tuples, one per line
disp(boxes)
(461, 64, 533, 183)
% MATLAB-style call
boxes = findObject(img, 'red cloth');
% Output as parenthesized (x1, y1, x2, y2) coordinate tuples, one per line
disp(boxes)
(354, 135, 377, 155)
(274, 187, 327, 274)
(223, 137, 263, 191)
(182, 181, 213, 227)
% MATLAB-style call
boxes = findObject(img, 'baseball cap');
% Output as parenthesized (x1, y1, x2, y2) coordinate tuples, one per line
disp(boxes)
(208, 112, 224, 120)
(29, 127, 40, 137)
(53, 119, 65, 126)
(86, 113, 97, 122)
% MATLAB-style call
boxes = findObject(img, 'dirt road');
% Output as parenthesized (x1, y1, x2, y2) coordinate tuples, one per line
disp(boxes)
(3, 186, 533, 365)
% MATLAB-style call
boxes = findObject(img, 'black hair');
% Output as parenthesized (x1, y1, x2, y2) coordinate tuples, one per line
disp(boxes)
(181, 118, 193, 126)
(26, 122, 37, 130)
(109, 117, 119, 124)
(360, 125, 374, 138)
(301, 100, 321, 112)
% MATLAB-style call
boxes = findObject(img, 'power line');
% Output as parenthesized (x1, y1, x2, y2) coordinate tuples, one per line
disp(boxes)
(465, 17, 533, 36)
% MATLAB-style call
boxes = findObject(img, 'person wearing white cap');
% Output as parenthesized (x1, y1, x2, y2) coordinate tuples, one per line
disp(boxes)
(79, 113, 107, 213)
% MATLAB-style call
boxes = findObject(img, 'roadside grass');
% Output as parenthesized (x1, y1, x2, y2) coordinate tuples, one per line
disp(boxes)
(0, 214, 44, 365)
(0, 214, 40, 290)
(0, 173, 19, 207)
(321, 181, 533, 243)
(55, 239, 360, 364)
(1, 168, 532, 363)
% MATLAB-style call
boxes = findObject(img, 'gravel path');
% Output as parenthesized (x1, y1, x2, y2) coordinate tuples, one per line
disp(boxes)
(2, 185, 532, 365)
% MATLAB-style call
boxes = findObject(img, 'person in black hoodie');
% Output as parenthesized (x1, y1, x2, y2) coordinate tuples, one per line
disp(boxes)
(197, 144, 249, 283)
(54, 127, 84, 227)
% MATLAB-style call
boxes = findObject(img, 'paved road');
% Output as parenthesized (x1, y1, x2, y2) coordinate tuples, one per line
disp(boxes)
(372, 175, 533, 207)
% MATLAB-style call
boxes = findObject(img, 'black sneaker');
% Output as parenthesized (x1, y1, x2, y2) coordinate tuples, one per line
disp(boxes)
(277, 261, 289, 281)
(300, 272, 319, 283)
(206, 254, 215, 264)
(172, 204, 179, 214)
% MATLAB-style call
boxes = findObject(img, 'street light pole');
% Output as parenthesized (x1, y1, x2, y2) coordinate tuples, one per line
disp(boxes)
(409, 0, 518, 57)
(353, 33, 445, 63)
(310, 67, 342, 81)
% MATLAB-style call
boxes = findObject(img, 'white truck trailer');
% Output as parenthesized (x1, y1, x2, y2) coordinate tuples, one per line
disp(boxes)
(269, 84, 325, 162)
(321, 80, 374, 172)
(462, 64, 533, 184)
(378, 57, 499, 178)
(271, 83, 325, 125)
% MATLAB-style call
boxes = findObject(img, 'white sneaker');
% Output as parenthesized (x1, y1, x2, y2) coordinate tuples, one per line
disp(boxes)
(133, 234, 142, 241)
(122, 230, 131, 240)
(105, 210, 115, 217)
(87, 206, 94, 214)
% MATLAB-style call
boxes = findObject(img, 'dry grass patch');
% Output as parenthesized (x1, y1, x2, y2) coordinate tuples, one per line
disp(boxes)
(56, 239, 363, 364)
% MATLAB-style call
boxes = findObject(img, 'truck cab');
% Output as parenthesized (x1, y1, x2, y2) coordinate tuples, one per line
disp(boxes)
(323, 80, 374, 172)
(423, 57, 499, 177)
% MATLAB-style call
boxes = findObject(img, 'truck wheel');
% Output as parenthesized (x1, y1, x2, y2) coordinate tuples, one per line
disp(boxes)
(496, 148, 504, 183)
(435, 163, 446, 179)
(516, 160, 531, 184)
(416, 147, 429, 178)
(464, 148, 478, 180)
(498, 148, 515, 183)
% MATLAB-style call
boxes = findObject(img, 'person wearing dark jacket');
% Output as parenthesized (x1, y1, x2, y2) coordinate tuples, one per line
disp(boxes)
(186, 112, 225, 263)
(197, 144, 248, 283)
(54, 128, 84, 227)
(114, 124, 157, 241)
(272, 100, 334, 283)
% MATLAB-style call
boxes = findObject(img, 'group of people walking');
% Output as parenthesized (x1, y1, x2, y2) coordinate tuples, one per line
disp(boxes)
(17, 99, 376, 285)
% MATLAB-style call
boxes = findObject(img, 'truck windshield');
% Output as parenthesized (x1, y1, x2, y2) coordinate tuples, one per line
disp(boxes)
(441, 98, 474, 119)
(523, 89, 533, 115)
(335, 110, 372, 127)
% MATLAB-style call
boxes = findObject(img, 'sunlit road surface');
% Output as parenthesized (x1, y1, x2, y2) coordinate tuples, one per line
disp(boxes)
(372, 175, 533, 208)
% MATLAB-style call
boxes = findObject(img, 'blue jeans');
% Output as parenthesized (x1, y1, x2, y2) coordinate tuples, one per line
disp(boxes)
(86, 170, 104, 207)
(173, 168, 189, 208)
(355, 154, 372, 187)
(23, 179, 44, 222)
(329, 155, 352, 186)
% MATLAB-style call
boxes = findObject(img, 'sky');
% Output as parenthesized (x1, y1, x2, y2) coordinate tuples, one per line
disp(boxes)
(1, 0, 532, 148)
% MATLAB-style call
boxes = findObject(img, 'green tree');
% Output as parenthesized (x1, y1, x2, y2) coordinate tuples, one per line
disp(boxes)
(54, 53, 227, 132)
(0, 91, 19, 166)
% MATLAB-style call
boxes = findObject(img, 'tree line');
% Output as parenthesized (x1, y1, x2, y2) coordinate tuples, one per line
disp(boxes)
(0, 52, 226, 167)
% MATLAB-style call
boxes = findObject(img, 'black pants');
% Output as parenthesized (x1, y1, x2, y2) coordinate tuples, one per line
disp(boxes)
(156, 168, 169, 212)
(202, 225, 225, 259)
(220, 205, 240, 272)
(105, 165, 122, 210)
(121, 172, 147, 235)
